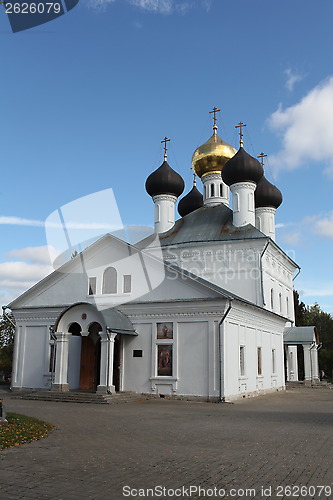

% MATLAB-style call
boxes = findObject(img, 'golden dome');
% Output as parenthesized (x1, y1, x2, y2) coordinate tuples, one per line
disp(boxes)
(192, 126, 237, 179)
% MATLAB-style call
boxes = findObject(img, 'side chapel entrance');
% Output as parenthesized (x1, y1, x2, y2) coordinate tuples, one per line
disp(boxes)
(52, 303, 136, 393)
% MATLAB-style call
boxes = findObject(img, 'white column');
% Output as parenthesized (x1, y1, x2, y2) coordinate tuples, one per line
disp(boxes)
(152, 194, 177, 233)
(311, 346, 320, 383)
(51, 332, 70, 392)
(286, 346, 298, 381)
(230, 182, 256, 227)
(303, 344, 312, 384)
(255, 207, 277, 241)
(97, 332, 117, 394)
(202, 173, 229, 206)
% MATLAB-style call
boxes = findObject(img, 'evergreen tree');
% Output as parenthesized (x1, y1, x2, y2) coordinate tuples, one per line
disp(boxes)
(294, 292, 333, 379)
(0, 313, 15, 377)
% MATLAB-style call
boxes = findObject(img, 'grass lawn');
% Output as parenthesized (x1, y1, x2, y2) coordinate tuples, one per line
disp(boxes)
(0, 412, 54, 449)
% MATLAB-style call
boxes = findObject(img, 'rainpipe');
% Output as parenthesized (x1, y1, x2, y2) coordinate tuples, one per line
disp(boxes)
(218, 299, 232, 402)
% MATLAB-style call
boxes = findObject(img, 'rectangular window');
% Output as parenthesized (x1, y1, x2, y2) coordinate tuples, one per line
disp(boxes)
(157, 344, 173, 376)
(88, 277, 97, 295)
(133, 350, 142, 358)
(123, 275, 131, 293)
(257, 347, 262, 375)
(240, 346, 245, 376)
(272, 349, 276, 374)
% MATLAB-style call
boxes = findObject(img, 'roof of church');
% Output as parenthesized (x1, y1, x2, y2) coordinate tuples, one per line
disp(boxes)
(137, 203, 266, 248)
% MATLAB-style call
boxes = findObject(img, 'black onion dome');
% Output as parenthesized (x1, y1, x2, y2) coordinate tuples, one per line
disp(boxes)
(222, 147, 264, 186)
(178, 185, 203, 217)
(255, 176, 283, 209)
(145, 161, 185, 198)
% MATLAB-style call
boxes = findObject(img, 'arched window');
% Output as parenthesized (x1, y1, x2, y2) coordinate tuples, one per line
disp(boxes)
(286, 296, 290, 317)
(210, 184, 215, 197)
(220, 184, 223, 197)
(279, 292, 282, 313)
(102, 267, 117, 294)
(68, 322, 82, 336)
(270, 288, 274, 310)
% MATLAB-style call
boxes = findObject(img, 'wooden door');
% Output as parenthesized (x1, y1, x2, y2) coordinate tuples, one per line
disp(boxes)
(80, 336, 95, 390)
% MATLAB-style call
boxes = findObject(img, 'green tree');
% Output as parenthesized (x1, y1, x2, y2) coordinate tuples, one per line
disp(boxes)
(0, 313, 15, 377)
(294, 293, 333, 379)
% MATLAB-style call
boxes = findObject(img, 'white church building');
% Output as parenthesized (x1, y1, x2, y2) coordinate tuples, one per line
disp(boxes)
(6, 113, 320, 401)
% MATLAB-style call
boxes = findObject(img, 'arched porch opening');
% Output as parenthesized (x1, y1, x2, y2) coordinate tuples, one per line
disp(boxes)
(51, 302, 137, 393)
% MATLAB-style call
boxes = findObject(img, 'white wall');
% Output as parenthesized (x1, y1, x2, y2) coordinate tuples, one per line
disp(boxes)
(223, 305, 285, 400)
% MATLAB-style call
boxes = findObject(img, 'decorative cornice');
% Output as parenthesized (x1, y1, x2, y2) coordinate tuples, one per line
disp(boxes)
(230, 181, 256, 191)
(152, 194, 178, 203)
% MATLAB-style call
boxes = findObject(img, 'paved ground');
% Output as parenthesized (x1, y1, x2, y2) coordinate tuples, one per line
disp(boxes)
(0, 387, 332, 500)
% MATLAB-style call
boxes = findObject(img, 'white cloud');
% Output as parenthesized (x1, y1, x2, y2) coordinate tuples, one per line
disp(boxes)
(87, 0, 212, 13)
(0, 246, 58, 305)
(312, 211, 333, 238)
(87, 0, 116, 10)
(5, 245, 58, 265)
(0, 215, 121, 231)
(298, 285, 333, 298)
(129, 0, 173, 13)
(0, 261, 52, 282)
(0, 216, 44, 227)
(284, 68, 304, 92)
(281, 231, 301, 246)
(268, 77, 333, 173)
(201, 0, 212, 11)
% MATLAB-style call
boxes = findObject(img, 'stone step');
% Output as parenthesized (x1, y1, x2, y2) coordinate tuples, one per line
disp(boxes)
(11, 391, 148, 404)
(286, 381, 333, 389)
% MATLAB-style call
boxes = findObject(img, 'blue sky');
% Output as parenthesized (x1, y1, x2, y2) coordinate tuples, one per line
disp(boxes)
(0, 0, 333, 313)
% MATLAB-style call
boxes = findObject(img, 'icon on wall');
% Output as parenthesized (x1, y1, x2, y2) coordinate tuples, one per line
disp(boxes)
(2, 0, 79, 33)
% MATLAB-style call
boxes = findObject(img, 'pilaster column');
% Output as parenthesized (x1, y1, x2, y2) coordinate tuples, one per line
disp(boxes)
(303, 344, 312, 384)
(97, 332, 117, 394)
(286, 345, 298, 381)
(51, 332, 70, 392)
(311, 346, 320, 383)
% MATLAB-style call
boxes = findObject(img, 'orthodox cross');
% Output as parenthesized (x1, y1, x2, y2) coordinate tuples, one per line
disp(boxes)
(235, 122, 246, 147)
(161, 137, 170, 161)
(257, 152, 267, 167)
(209, 107, 221, 129)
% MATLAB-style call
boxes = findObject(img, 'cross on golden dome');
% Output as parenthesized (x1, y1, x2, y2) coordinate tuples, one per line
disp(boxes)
(235, 122, 247, 148)
(209, 107, 221, 134)
(161, 137, 170, 161)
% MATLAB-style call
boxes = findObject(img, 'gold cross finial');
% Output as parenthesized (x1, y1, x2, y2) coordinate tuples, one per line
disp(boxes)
(235, 122, 247, 147)
(161, 137, 170, 161)
(209, 107, 221, 133)
(257, 152, 267, 166)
